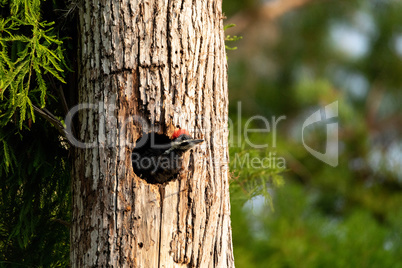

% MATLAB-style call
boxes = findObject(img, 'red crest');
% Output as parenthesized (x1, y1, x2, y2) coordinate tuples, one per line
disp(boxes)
(172, 129, 190, 139)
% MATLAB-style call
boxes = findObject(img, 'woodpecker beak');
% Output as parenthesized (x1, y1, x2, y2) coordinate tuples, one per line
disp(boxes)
(191, 139, 204, 145)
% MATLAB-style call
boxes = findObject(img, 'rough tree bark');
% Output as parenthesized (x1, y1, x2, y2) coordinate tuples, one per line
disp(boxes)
(71, 0, 234, 267)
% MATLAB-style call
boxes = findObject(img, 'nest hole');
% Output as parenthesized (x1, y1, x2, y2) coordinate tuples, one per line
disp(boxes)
(132, 132, 180, 184)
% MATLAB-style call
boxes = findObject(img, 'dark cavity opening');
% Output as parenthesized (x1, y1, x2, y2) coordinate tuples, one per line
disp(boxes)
(132, 132, 181, 184)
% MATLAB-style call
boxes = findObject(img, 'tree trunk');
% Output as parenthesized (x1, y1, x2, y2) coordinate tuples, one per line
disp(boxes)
(71, 0, 234, 267)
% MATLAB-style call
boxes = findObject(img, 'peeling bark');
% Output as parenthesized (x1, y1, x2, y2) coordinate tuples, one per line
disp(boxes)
(71, 0, 234, 267)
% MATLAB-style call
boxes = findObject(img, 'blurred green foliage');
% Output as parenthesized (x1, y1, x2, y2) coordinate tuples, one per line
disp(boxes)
(225, 0, 402, 267)
(1, 0, 402, 267)
(229, 118, 285, 208)
(232, 183, 402, 268)
(0, 121, 70, 267)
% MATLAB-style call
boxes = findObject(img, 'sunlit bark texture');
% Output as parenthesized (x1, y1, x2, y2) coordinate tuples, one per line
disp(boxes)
(71, 0, 234, 266)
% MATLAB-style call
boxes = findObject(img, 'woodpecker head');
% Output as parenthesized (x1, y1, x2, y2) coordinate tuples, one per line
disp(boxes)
(166, 129, 204, 154)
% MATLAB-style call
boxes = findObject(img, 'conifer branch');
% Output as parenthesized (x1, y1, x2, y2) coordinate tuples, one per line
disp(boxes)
(32, 104, 66, 137)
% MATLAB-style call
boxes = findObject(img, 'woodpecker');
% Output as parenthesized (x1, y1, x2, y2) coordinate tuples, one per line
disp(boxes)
(132, 129, 203, 184)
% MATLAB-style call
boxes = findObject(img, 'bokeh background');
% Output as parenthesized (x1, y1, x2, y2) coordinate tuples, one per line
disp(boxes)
(224, 0, 402, 267)
(1, 0, 401, 267)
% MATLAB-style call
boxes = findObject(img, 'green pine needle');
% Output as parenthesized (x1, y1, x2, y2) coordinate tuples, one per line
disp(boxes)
(0, 0, 67, 128)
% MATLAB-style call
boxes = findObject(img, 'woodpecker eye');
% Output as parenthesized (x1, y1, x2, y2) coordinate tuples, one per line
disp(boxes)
(181, 141, 190, 147)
